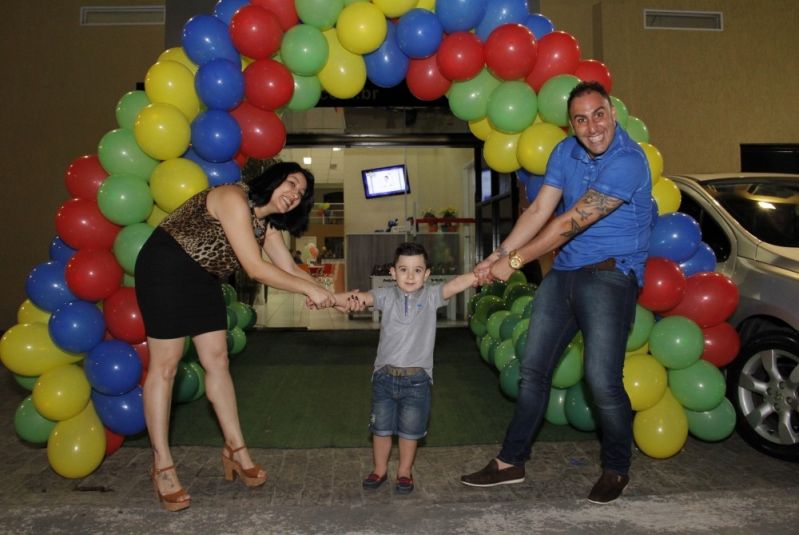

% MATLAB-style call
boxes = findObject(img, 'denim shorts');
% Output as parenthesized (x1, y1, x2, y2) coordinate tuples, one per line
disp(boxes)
(369, 367, 431, 440)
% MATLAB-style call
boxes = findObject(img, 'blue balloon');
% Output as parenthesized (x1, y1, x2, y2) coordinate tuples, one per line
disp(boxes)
(396, 9, 444, 59)
(25, 260, 77, 312)
(184, 148, 242, 186)
(49, 300, 105, 353)
(679, 241, 717, 277)
(523, 13, 555, 39)
(649, 212, 702, 263)
(92, 387, 146, 436)
(516, 169, 545, 202)
(49, 236, 76, 264)
(190, 110, 242, 163)
(212, 0, 249, 25)
(436, 0, 488, 33)
(476, 0, 530, 42)
(84, 340, 142, 396)
(364, 22, 410, 88)
(182, 14, 240, 66)
(195, 58, 245, 110)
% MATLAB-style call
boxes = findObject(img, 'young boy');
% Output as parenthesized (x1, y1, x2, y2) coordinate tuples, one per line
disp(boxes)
(335, 242, 477, 494)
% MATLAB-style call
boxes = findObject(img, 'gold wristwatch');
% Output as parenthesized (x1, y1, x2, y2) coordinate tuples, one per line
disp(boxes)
(508, 250, 524, 270)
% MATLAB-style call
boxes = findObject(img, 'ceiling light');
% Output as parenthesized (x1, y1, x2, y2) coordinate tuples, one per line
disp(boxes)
(303, 156, 312, 165)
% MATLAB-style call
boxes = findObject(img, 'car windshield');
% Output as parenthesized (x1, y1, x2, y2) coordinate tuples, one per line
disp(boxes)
(703, 178, 799, 247)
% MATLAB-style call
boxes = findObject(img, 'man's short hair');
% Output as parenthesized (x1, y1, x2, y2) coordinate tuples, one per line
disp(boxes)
(567, 81, 612, 114)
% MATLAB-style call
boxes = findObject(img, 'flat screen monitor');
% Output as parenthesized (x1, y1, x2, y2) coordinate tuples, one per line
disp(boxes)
(361, 164, 410, 199)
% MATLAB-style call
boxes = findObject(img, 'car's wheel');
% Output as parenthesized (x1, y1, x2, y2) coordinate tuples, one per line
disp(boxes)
(727, 330, 799, 462)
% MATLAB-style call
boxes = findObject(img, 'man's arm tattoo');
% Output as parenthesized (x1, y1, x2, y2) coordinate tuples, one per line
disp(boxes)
(561, 190, 623, 238)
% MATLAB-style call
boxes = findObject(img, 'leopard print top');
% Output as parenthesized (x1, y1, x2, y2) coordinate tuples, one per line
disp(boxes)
(159, 182, 266, 279)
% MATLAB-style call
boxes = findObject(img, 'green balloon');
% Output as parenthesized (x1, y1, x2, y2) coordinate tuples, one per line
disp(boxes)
(14, 374, 38, 391)
(506, 270, 527, 286)
(14, 395, 56, 444)
(115, 90, 150, 130)
(221, 283, 238, 306)
(510, 295, 534, 317)
(487, 310, 512, 340)
(480, 280, 507, 297)
(545, 387, 569, 426)
(472, 295, 505, 324)
(230, 301, 255, 330)
(467, 293, 483, 317)
(515, 330, 528, 358)
(447, 68, 502, 121)
(503, 283, 537, 309)
(113, 223, 154, 275)
(537, 74, 580, 127)
(97, 174, 154, 225)
(610, 95, 629, 128)
(499, 313, 522, 341)
(173, 361, 199, 403)
(552, 339, 584, 389)
(97, 128, 158, 178)
(187, 362, 206, 402)
(123, 273, 136, 287)
(668, 360, 726, 411)
(228, 326, 247, 355)
(626, 304, 655, 352)
(649, 316, 704, 369)
(226, 307, 238, 330)
(511, 317, 530, 345)
(295, 0, 344, 30)
(499, 359, 520, 399)
(685, 397, 736, 442)
(182, 337, 198, 362)
(487, 81, 538, 133)
(287, 74, 322, 111)
(281, 24, 329, 76)
(624, 115, 650, 143)
(479, 334, 499, 364)
(469, 316, 487, 338)
(565, 381, 597, 432)
(493, 339, 516, 371)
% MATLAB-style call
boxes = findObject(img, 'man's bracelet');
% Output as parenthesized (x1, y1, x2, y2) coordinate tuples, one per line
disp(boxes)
(494, 246, 509, 258)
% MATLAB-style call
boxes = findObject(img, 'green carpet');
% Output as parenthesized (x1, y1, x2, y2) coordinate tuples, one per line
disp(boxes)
(126, 328, 592, 449)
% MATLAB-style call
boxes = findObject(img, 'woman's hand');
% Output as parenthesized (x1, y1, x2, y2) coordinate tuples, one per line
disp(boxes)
(305, 285, 335, 309)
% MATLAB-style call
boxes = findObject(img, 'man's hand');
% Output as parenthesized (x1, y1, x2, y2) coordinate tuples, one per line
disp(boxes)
(489, 259, 514, 282)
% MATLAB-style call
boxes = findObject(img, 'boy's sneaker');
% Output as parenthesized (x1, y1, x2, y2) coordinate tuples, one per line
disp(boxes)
(395, 476, 414, 494)
(587, 470, 629, 504)
(460, 459, 525, 487)
(362, 473, 387, 490)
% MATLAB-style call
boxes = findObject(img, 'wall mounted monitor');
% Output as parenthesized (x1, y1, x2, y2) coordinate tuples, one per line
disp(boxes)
(361, 164, 410, 199)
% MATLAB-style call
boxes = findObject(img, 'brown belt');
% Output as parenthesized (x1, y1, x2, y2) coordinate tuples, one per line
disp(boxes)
(582, 258, 616, 271)
(381, 365, 424, 377)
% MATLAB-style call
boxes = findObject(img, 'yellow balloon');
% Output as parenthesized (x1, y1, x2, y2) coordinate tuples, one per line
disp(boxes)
(483, 131, 521, 173)
(318, 29, 367, 99)
(33, 364, 91, 421)
(517, 122, 568, 175)
(372, 0, 419, 17)
(0, 323, 82, 377)
(146, 203, 169, 226)
(633, 389, 688, 459)
(468, 116, 494, 141)
(653, 176, 681, 215)
(336, 2, 388, 55)
(144, 60, 201, 121)
(17, 299, 51, 324)
(47, 402, 106, 479)
(158, 47, 199, 75)
(626, 342, 650, 356)
(150, 158, 209, 213)
(639, 142, 664, 181)
(133, 103, 191, 161)
(416, 0, 436, 11)
(623, 353, 667, 411)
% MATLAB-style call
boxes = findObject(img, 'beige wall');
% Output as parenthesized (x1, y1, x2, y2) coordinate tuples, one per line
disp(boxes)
(1, 1, 798, 328)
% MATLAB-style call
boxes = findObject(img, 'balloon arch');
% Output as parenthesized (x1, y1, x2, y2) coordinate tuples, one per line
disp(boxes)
(0, 0, 740, 478)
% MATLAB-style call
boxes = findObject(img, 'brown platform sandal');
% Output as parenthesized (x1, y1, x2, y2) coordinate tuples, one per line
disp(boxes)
(150, 465, 191, 512)
(222, 444, 267, 487)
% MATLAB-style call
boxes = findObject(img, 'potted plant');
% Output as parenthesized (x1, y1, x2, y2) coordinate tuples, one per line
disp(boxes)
(440, 207, 458, 232)
(422, 209, 438, 232)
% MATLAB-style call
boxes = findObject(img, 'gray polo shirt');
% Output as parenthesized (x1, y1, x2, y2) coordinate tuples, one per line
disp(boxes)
(371, 283, 447, 380)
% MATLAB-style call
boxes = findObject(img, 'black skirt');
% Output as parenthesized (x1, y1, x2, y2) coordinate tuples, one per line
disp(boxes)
(134, 227, 227, 339)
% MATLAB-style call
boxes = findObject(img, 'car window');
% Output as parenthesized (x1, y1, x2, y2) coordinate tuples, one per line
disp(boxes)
(710, 182, 799, 247)
(678, 193, 731, 261)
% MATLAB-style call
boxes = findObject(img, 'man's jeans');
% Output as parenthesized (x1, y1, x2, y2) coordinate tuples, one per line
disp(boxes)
(498, 267, 639, 474)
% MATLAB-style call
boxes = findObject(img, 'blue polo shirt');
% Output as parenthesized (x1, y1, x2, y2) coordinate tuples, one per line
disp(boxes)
(543, 126, 654, 284)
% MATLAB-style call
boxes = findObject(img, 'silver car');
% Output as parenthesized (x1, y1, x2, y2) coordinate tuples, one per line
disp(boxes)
(669, 173, 799, 462)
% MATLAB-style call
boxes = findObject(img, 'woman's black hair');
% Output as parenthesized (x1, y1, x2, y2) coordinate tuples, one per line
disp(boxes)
(243, 159, 316, 237)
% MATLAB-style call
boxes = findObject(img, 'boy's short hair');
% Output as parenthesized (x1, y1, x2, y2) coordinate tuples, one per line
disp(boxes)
(393, 242, 429, 267)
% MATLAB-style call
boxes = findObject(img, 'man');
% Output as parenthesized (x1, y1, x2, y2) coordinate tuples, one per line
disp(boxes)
(461, 81, 654, 503)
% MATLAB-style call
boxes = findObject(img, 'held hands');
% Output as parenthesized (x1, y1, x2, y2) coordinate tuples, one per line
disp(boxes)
(474, 255, 498, 286)
(305, 286, 335, 310)
(335, 292, 367, 313)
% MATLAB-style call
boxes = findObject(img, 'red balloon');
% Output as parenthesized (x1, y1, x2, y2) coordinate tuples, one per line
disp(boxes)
(103, 287, 146, 344)
(234, 151, 249, 167)
(484, 23, 538, 81)
(437, 32, 484, 82)
(244, 58, 294, 110)
(65, 249, 123, 301)
(663, 272, 740, 328)
(573, 59, 613, 94)
(133, 340, 150, 369)
(701, 322, 741, 368)
(638, 257, 687, 312)
(251, 0, 299, 31)
(406, 54, 452, 101)
(525, 31, 581, 91)
(230, 102, 286, 159)
(65, 154, 108, 200)
(230, 5, 284, 60)
(104, 427, 125, 456)
(55, 198, 121, 250)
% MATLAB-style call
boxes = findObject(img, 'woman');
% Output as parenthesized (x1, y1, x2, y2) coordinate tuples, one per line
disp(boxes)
(135, 160, 336, 512)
